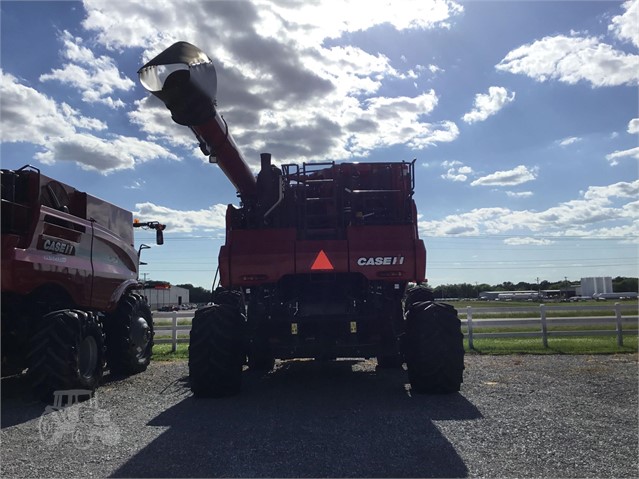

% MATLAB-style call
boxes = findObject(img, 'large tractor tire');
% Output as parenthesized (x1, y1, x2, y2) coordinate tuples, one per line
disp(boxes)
(28, 310, 105, 402)
(189, 304, 246, 397)
(105, 293, 154, 375)
(404, 284, 435, 310)
(404, 301, 464, 394)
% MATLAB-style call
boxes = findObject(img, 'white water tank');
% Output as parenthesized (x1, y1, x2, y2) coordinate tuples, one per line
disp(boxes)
(580, 277, 613, 297)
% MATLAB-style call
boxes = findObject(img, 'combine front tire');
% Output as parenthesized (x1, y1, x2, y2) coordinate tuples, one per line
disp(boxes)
(28, 310, 105, 401)
(189, 304, 245, 397)
(105, 293, 154, 375)
(404, 301, 464, 394)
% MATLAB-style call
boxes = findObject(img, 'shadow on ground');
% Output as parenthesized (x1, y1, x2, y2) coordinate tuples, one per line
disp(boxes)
(1, 370, 133, 428)
(112, 360, 481, 478)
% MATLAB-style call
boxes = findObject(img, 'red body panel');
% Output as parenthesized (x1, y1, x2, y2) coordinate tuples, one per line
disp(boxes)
(193, 115, 257, 198)
(1, 169, 139, 312)
(220, 228, 296, 286)
(219, 224, 426, 287)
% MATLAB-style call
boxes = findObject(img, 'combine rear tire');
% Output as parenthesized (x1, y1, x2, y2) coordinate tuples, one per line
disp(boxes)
(404, 301, 464, 394)
(404, 285, 435, 310)
(189, 304, 245, 397)
(28, 310, 105, 402)
(105, 293, 154, 375)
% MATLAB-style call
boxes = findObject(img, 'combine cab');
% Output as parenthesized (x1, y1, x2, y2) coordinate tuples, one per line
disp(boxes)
(139, 42, 464, 397)
(1, 165, 165, 400)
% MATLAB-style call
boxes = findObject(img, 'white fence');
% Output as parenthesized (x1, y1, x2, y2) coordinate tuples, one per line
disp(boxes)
(464, 303, 637, 349)
(153, 312, 191, 352)
(153, 303, 638, 352)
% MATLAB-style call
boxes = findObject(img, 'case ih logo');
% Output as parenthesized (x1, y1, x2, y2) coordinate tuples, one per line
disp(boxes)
(357, 256, 404, 266)
(39, 237, 75, 255)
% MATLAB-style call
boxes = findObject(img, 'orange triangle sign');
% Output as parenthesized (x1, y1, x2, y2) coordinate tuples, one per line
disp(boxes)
(311, 250, 334, 270)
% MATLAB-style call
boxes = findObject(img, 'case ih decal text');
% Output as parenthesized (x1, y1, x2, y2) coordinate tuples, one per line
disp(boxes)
(38, 237, 76, 255)
(357, 256, 405, 266)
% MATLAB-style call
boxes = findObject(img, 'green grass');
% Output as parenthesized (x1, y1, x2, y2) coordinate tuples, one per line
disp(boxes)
(449, 299, 638, 309)
(467, 334, 638, 355)
(151, 331, 638, 362)
(153, 343, 189, 361)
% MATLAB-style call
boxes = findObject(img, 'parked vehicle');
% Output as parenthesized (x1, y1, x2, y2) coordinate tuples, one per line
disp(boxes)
(1, 164, 165, 400)
(139, 42, 464, 397)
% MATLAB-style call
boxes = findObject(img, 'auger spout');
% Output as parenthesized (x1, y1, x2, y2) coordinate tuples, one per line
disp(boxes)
(138, 41, 257, 199)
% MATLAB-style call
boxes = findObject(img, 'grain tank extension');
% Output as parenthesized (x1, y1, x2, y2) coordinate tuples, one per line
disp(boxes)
(139, 41, 464, 397)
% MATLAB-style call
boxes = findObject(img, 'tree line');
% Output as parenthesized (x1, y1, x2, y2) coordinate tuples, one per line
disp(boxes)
(144, 277, 637, 303)
(429, 276, 638, 299)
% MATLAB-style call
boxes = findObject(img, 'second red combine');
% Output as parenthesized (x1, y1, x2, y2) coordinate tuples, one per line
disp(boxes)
(139, 42, 464, 397)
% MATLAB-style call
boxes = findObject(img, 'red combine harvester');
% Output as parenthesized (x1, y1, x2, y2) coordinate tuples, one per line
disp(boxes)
(139, 42, 464, 397)
(1, 165, 165, 400)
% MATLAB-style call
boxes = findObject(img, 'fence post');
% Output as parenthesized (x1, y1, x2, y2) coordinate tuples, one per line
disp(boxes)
(466, 306, 474, 350)
(540, 304, 548, 348)
(615, 302, 623, 347)
(171, 311, 178, 353)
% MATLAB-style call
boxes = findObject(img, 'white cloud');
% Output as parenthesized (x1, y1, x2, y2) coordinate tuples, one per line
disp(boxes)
(39, 31, 134, 108)
(34, 133, 179, 173)
(628, 118, 639, 134)
(442, 169, 467, 182)
(609, 0, 639, 49)
(504, 237, 555, 246)
(0, 70, 176, 173)
(583, 180, 639, 201)
(134, 202, 228, 233)
(462, 86, 516, 124)
(419, 179, 639, 238)
(558, 136, 582, 147)
(78, 0, 463, 166)
(471, 165, 538, 187)
(506, 191, 534, 198)
(83, 0, 464, 53)
(605, 147, 639, 166)
(441, 160, 462, 168)
(1, 71, 86, 143)
(126, 180, 146, 190)
(496, 35, 639, 87)
(441, 161, 473, 182)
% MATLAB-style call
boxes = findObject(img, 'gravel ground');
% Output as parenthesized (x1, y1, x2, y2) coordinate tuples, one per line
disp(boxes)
(1, 354, 637, 478)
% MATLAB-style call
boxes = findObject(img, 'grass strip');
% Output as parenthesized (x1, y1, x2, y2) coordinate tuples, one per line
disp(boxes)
(151, 333, 638, 362)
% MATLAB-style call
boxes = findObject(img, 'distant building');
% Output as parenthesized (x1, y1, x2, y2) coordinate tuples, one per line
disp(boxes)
(479, 289, 573, 301)
(593, 292, 638, 300)
(142, 285, 189, 310)
(579, 277, 613, 297)
(479, 290, 540, 301)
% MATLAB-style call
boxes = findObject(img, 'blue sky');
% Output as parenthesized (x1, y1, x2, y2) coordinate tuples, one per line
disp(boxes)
(1, 0, 638, 290)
